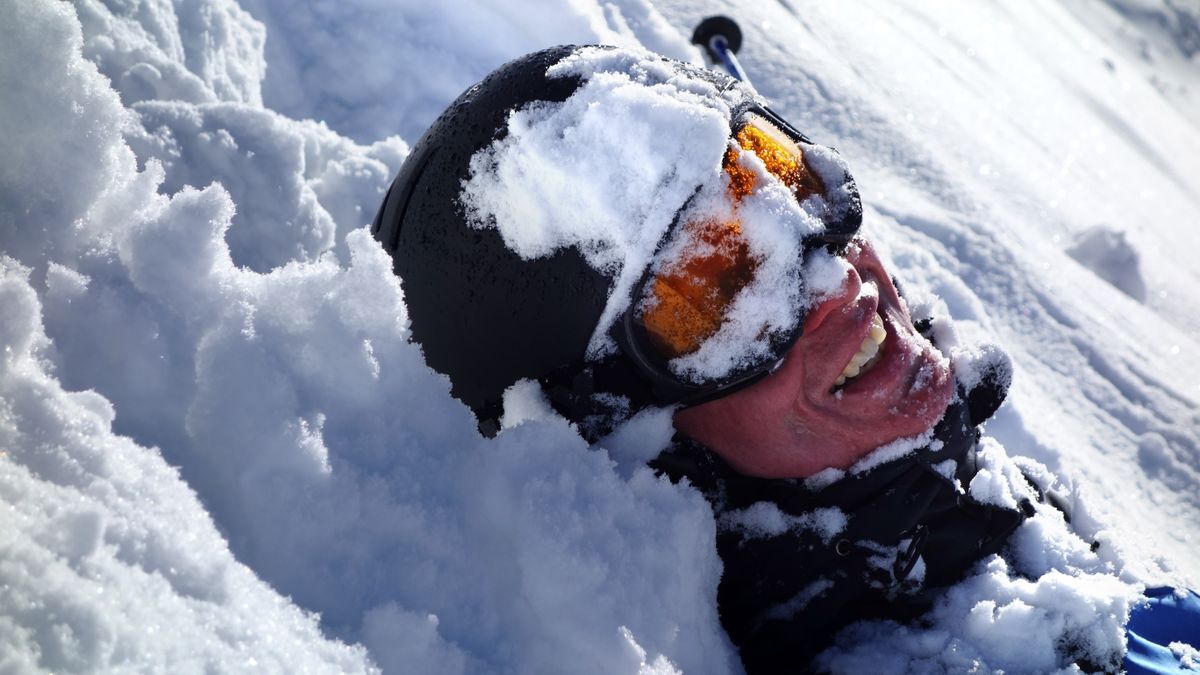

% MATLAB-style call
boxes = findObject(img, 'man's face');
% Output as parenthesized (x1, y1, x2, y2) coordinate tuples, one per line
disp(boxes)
(672, 238, 954, 478)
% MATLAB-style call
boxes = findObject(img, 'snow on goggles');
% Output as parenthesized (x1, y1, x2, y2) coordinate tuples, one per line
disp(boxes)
(615, 106, 862, 406)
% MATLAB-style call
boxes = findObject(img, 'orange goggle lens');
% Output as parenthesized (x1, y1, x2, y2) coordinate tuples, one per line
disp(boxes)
(638, 114, 826, 360)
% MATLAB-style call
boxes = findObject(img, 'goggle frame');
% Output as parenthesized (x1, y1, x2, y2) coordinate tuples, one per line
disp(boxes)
(612, 104, 863, 408)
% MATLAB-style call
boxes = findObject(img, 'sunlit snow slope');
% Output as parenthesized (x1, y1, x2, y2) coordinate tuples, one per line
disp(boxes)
(1, 0, 1198, 672)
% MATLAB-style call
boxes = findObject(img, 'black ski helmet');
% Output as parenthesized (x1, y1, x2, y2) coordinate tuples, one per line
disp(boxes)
(372, 45, 860, 436)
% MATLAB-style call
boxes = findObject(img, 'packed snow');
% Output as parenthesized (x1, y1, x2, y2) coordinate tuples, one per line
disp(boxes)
(2, 0, 1199, 673)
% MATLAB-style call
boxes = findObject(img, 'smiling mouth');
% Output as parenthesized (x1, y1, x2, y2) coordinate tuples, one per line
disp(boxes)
(832, 311, 887, 389)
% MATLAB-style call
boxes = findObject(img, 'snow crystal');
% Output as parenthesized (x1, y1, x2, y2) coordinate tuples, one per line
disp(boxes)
(934, 317, 1013, 397)
(1171, 641, 1200, 670)
(931, 458, 960, 484)
(765, 579, 836, 622)
(846, 427, 936, 476)
(596, 404, 678, 476)
(500, 378, 559, 430)
(619, 626, 684, 675)
(967, 438, 1026, 511)
(803, 466, 847, 491)
(721, 502, 847, 543)
(799, 143, 858, 223)
(801, 247, 855, 304)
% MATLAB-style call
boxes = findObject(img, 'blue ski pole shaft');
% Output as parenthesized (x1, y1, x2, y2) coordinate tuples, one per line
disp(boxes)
(692, 16, 755, 90)
(709, 34, 751, 84)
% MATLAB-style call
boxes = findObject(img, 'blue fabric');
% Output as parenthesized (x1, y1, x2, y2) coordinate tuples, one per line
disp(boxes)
(1125, 587, 1200, 674)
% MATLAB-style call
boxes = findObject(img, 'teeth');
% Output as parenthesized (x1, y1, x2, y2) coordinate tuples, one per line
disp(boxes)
(869, 313, 886, 344)
(869, 313, 887, 344)
(834, 313, 887, 389)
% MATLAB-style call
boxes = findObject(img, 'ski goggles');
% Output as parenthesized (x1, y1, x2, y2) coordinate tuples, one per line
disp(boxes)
(614, 106, 861, 406)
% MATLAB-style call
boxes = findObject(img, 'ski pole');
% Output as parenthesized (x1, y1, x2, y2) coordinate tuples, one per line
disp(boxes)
(691, 16, 752, 87)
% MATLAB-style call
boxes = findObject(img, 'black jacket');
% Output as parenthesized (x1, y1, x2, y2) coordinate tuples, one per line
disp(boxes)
(652, 369, 1025, 674)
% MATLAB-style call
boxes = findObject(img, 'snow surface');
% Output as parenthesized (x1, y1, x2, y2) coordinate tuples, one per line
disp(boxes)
(3, 0, 1200, 672)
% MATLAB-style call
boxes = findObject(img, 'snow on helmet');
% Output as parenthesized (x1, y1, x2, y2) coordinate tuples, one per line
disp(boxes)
(373, 45, 861, 437)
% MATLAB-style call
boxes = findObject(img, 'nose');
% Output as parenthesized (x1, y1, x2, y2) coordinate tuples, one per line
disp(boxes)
(800, 262, 861, 335)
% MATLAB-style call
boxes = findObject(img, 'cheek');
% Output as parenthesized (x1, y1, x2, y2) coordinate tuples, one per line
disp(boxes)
(687, 378, 793, 433)
(672, 339, 955, 478)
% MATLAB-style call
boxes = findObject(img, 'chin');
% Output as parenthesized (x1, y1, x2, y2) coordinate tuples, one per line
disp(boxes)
(804, 340, 955, 473)
(887, 341, 955, 432)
